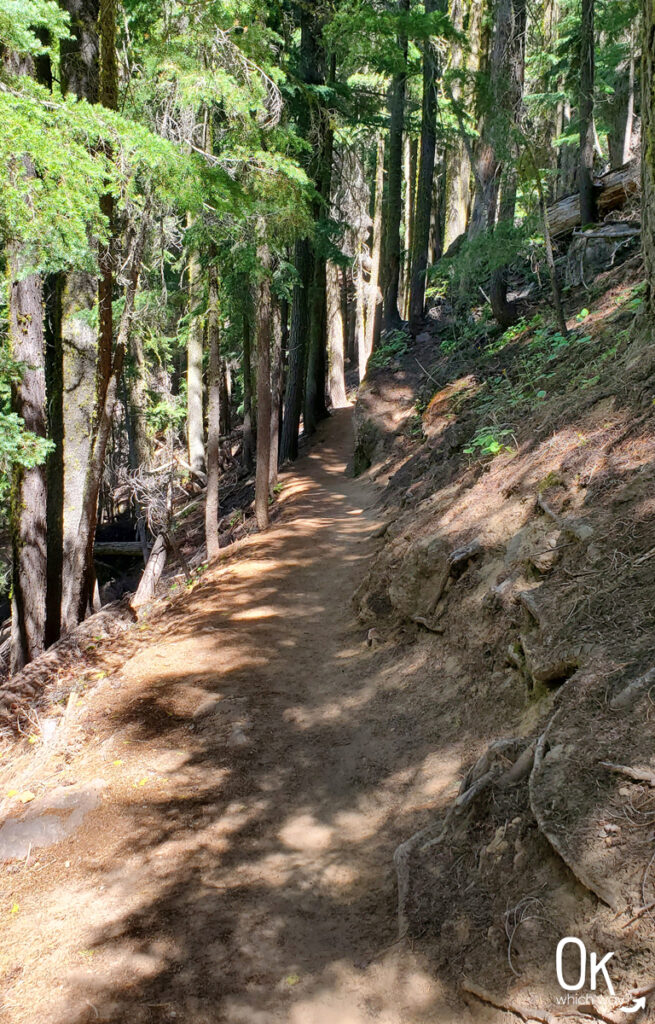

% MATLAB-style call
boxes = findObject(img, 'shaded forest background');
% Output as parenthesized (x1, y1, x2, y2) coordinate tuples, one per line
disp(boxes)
(0, 0, 651, 677)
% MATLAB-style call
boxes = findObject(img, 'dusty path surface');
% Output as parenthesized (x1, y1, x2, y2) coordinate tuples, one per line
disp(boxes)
(1, 409, 476, 1024)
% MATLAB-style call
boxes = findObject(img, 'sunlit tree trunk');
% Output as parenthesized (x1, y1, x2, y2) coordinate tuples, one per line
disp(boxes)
(366, 135, 385, 355)
(327, 261, 347, 407)
(443, 0, 481, 249)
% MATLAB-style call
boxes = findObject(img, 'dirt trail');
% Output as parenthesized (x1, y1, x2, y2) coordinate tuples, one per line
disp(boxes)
(1, 409, 478, 1024)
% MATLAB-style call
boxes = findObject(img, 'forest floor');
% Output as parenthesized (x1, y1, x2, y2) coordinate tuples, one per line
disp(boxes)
(0, 407, 485, 1024)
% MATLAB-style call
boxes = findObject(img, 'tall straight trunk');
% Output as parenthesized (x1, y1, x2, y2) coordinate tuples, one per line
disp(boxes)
(9, 261, 48, 673)
(127, 324, 150, 467)
(579, 0, 597, 225)
(400, 135, 417, 318)
(280, 238, 313, 462)
(443, 0, 480, 248)
(63, 0, 118, 628)
(409, 0, 442, 328)
(242, 307, 255, 471)
(255, 240, 273, 532)
(607, 30, 636, 169)
(642, 0, 655, 318)
(356, 251, 367, 380)
(45, 274, 64, 648)
(304, 60, 334, 437)
(62, 213, 148, 631)
(327, 261, 347, 407)
(490, 169, 519, 328)
(187, 247, 205, 477)
(382, 0, 410, 332)
(51, 0, 100, 643)
(269, 295, 283, 488)
(366, 135, 385, 355)
(205, 265, 221, 560)
(279, 4, 326, 458)
(219, 359, 231, 435)
(6, 50, 49, 669)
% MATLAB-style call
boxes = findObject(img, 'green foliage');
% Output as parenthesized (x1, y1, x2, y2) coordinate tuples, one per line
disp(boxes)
(463, 426, 515, 458)
(0, 347, 54, 514)
(428, 217, 542, 312)
(0, 0, 69, 58)
(368, 329, 410, 369)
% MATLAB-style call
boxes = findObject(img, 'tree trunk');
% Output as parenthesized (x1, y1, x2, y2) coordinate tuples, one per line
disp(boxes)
(242, 306, 255, 472)
(269, 295, 283, 488)
(490, 170, 519, 328)
(409, 0, 443, 328)
(130, 533, 168, 613)
(382, 0, 410, 332)
(44, 274, 64, 649)
(255, 239, 273, 532)
(205, 264, 221, 560)
(327, 261, 347, 407)
(356, 250, 367, 380)
(400, 135, 417, 319)
(443, 0, 479, 250)
(187, 247, 205, 477)
(280, 237, 313, 462)
(9, 259, 48, 673)
(366, 135, 385, 356)
(62, 212, 148, 632)
(579, 0, 597, 225)
(51, 0, 100, 644)
(642, 0, 655, 318)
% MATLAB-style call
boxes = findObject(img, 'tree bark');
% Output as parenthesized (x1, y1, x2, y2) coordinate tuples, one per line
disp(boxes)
(269, 295, 283, 488)
(642, 0, 655, 318)
(9, 259, 48, 673)
(205, 264, 221, 560)
(409, 0, 443, 328)
(62, 212, 149, 632)
(443, 0, 479, 250)
(382, 0, 410, 332)
(366, 135, 385, 356)
(187, 246, 205, 477)
(327, 261, 347, 407)
(400, 135, 417, 319)
(579, 0, 597, 225)
(280, 237, 313, 462)
(255, 239, 273, 532)
(49, 0, 100, 644)
(242, 305, 255, 472)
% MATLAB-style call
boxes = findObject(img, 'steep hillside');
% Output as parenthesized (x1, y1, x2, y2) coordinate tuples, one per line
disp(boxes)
(353, 263, 655, 1017)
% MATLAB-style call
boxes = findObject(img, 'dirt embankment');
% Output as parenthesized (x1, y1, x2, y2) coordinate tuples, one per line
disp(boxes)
(352, 266, 655, 1019)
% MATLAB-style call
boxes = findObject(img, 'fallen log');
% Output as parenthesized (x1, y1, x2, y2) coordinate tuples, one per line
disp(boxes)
(130, 533, 168, 613)
(548, 160, 640, 238)
(94, 541, 144, 557)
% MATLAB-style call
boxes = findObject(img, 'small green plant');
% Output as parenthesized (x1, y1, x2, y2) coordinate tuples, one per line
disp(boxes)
(463, 426, 515, 458)
(229, 509, 244, 528)
(368, 329, 409, 369)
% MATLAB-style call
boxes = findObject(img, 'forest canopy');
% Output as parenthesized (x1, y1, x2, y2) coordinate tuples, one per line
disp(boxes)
(0, 0, 650, 675)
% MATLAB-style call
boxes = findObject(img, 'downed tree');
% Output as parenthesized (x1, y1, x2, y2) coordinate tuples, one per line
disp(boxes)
(130, 533, 168, 614)
(0, 600, 135, 726)
(547, 160, 640, 238)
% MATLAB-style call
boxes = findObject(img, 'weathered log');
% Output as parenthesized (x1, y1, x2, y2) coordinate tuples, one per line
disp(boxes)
(94, 541, 144, 557)
(547, 159, 640, 238)
(130, 533, 168, 613)
(0, 599, 135, 722)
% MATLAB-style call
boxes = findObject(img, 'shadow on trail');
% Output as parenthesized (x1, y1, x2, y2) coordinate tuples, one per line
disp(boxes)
(52, 409, 466, 1024)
